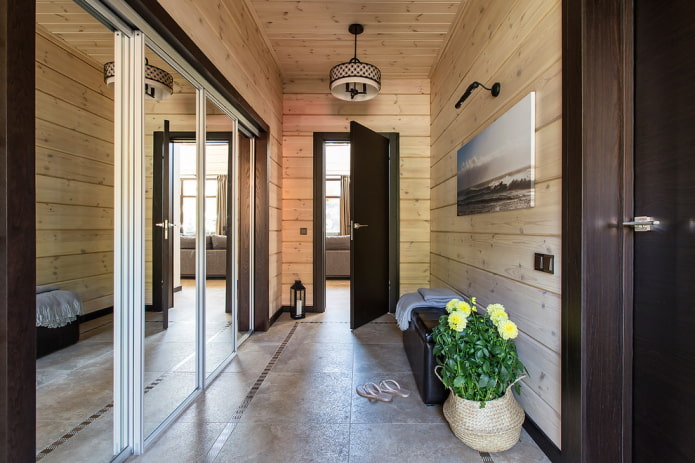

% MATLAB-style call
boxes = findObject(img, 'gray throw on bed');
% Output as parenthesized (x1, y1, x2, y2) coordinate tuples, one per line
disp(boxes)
(36, 288, 82, 329)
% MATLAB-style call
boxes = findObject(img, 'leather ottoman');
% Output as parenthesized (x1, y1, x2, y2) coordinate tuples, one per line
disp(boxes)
(403, 308, 449, 405)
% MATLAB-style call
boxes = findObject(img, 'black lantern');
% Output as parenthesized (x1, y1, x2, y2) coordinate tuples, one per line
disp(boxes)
(290, 280, 306, 319)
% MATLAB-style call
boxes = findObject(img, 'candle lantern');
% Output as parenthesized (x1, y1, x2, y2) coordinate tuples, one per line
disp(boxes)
(290, 280, 306, 319)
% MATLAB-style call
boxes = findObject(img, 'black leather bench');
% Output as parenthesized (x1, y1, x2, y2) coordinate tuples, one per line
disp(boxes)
(403, 307, 449, 405)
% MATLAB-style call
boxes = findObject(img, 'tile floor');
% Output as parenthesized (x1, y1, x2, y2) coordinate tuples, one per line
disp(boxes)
(125, 281, 551, 463)
(35, 280, 551, 462)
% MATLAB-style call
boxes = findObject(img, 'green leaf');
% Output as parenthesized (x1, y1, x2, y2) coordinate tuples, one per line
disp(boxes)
(478, 374, 491, 388)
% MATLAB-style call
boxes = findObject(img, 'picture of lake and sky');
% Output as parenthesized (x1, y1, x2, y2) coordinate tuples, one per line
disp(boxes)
(457, 92, 535, 216)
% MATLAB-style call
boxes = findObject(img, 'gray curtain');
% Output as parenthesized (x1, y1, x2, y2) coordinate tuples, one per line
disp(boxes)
(339, 175, 351, 236)
(216, 175, 228, 235)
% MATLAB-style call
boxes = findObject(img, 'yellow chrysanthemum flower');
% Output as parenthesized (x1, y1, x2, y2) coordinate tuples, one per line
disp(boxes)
(445, 298, 460, 314)
(448, 311, 467, 332)
(454, 300, 472, 317)
(487, 304, 508, 326)
(498, 319, 519, 340)
(471, 297, 478, 312)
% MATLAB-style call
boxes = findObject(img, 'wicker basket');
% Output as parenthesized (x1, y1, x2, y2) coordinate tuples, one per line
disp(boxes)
(442, 384, 525, 452)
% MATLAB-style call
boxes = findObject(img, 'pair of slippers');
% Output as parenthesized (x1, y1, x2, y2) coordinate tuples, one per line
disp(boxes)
(356, 379, 410, 402)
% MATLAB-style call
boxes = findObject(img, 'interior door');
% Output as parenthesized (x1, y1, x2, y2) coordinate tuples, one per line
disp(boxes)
(152, 120, 174, 329)
(350, 121, 390, 329)
(632, 1, 695, 461)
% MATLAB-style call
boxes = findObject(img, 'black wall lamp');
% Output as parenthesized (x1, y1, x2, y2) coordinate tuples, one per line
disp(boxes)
(454, 81, 501, 108)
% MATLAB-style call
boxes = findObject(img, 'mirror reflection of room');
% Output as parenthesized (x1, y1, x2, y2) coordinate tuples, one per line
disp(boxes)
(34, 2, 117, 461)
(324, 142, 350, 314)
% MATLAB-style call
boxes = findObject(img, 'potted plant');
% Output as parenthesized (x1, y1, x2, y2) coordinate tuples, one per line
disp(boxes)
(432, 297, 527, 452)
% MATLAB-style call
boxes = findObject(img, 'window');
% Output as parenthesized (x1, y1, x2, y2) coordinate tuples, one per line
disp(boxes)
(180, 177, 217, 235)
(326, 177, 341, 235)
(325, 143, 350, 236)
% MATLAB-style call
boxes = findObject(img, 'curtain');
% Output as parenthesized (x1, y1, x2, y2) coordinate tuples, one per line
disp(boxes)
(339, 175, 351, 236)
(216, 175, 228, 235)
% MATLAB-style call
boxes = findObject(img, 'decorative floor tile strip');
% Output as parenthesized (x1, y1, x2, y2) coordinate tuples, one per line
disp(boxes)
(203, 322, 300, 462)
(36, 404, 113, 461)
(37, 337, 194, 460)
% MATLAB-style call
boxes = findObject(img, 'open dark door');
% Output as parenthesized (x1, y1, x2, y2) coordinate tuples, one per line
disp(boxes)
(152, 120, 174, 329)
(350, 121, 390, 329)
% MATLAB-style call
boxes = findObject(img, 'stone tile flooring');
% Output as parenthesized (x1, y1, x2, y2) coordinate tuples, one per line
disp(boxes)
(35, 281, 551, 462)
(126, 281, 551, 463)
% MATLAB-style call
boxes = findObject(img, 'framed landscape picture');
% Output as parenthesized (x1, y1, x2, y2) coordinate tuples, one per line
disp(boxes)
(457, 92, 535, 216)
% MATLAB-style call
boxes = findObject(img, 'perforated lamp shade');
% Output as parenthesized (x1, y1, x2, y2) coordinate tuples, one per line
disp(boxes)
(103, 60, 174, 101)
(329, 59, 381, 101)
(329, 23, 381, 101)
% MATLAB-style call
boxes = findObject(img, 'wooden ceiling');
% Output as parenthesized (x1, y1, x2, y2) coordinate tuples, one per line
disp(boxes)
(36, 1, 466, 83)
(247, 0, 466, 80)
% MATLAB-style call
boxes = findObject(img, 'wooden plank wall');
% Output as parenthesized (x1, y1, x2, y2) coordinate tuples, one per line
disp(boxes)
(430, 0, 562, 447)
(35, 26, 115, 315)
(282, 78, 431, 305)
(158, 0, 285, 315)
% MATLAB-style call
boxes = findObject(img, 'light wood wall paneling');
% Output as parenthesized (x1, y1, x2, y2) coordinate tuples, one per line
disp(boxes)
(36, 27, 115, 315)
(156, 0, 285, 317)
(431, 3, 562, 163)
(430, 0, 562, 447)
(36, 147, 113, 186)
(281, 78, 431, 305)
(36, 230, 113, 258)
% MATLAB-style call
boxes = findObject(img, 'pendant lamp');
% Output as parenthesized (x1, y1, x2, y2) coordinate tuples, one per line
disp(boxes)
(103, 58, 174, 100)
(329, 24, 381, 101)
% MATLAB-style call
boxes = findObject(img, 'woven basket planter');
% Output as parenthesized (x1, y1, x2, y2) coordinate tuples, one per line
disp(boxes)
(442, 386, 525, 453)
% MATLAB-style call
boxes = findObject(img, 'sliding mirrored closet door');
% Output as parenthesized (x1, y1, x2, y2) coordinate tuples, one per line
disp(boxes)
(34, 1, 125, 460)
(142, 44, 199, 439)
(203, 96, 237, 378)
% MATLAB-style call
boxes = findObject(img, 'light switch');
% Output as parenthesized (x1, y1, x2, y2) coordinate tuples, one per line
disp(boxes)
(534, 253, 554, 274)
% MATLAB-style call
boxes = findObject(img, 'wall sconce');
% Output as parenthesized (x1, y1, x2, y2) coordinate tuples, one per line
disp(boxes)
(454, 81, 501, 108)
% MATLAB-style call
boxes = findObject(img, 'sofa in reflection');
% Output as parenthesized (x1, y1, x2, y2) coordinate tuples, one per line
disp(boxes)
(325, 234, 350, 278)
(180, 234, 227, 278)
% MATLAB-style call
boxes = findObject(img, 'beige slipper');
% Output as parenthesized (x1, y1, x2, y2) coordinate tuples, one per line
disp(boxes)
(356, 382, 393, 402)
(379, 379, 411, 398)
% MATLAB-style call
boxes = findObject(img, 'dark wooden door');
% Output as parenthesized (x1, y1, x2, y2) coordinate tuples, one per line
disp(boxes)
(633, 1, 695, 461)
(350, 121, 390, 329)
(153, 121, 173, 329)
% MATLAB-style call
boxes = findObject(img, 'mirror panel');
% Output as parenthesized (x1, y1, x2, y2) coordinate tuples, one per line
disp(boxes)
(204, 97, 236, 376)
(143, 45, 197, 437)
(34, 3, 118, 460)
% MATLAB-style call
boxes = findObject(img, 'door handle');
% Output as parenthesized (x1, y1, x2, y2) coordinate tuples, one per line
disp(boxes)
(155, 219, 177, 239)
(623, 216, 660, 232)
(353, 222, 369, 229)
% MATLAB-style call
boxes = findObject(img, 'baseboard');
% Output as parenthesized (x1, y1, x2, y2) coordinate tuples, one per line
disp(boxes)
(173, 285, 182, 293)
(78, 306, 113, 324)
(523, 415, 562, 462)
(268, 306, 284, 327)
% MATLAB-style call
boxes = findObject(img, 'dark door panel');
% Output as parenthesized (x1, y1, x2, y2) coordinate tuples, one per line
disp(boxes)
(153, 120, 173, 329)
(633, 1, 695, 461)
(350, 121, 390, 329)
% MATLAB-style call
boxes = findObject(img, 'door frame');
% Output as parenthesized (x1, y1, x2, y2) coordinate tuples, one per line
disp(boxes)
(312, 131, 400, 314)
(0, 1, 36, 461)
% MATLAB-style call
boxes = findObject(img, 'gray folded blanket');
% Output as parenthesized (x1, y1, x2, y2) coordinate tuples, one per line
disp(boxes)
(36, 289, 82, 329)
(395, 288, 460, 331)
